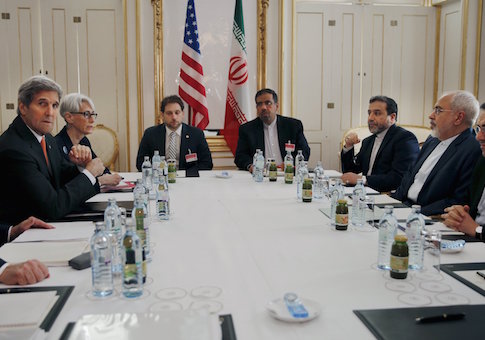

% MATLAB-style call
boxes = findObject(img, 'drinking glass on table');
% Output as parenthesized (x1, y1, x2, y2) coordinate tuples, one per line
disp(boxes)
(422, 229, 442, 279)
(364, 196, 375, 227)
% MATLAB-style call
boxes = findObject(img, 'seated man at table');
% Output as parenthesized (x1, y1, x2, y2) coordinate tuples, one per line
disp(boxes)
(0, 76, 105, 225)
(0, 218, 52, 285)
(56, 93, 122, 186)
(136, 95, 213, 171)
(442, 103, 485, 241)
(392, 90, 481, 216)
(234, 88, 310, 172)
(341, 95, 419, 192)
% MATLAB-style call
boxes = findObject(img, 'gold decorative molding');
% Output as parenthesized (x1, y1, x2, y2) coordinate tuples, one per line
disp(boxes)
(460, 0, 469, 90)
(152, 0, 163, 124)
(257, 0, 269, 89)
(123, 0, 131, 168)
(475, 0, 483, 96)
(136, 0, 144, 142)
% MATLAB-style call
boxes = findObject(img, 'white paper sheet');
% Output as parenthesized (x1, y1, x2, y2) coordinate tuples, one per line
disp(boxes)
(12, 221, 94, 243)
(0, 291, 57, 328)
(0, 241, 89, 267)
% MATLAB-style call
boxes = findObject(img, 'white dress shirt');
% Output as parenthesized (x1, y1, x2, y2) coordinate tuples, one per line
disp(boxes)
(263, 118, 283, 165)
(407, 134, 459, 202)
(165, 125, 182, 166)
(367, 127, 390, 175)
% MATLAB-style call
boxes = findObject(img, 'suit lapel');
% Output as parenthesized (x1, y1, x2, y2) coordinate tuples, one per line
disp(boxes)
(410, 137, 439, 179)
(362, 135, 376, 173)
(179, 124, 189, 166)
(374, 125, 396, 163)
(256, 119, 265, 156)
(471, 158, 485, 215)
(159, 124, 167, 156)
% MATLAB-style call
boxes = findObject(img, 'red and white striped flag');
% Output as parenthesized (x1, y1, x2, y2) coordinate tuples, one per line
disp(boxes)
(178, 0, 209, 130)
(222, 0, 250, 154)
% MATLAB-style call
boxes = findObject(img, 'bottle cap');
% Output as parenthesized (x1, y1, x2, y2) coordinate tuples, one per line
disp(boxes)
(395, 235, 408, 242)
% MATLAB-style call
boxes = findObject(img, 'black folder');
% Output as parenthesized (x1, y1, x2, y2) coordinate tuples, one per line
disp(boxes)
(354, 304, 484, 340)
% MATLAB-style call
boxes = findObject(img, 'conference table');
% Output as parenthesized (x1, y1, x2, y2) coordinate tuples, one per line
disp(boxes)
(3, 170, 485, 339)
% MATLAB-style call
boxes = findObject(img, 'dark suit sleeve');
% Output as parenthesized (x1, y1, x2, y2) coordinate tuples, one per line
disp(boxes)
(366, 133, 419, 192)
(420, 152, 480, 216)
(0, 258, 5, 266)
(295, 120, 311, 161)
(2, 148, 98, 222)
(341, 147, 362, 173)
(234, 125, 253, 170)
(0, 224, 10, 247)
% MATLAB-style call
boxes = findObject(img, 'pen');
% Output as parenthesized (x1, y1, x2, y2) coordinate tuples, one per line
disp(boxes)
(1, 288, 33, 294)
(416, 312, 465, 324)
(476, 271, 485, 279)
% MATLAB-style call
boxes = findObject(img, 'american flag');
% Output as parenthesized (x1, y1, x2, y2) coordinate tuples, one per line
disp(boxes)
(178, 0, 209, 130)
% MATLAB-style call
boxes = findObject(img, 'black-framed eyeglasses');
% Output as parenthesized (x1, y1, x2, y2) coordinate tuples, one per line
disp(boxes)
(256, 100, 274, 108)
(431, 107, 454, 115)
(70, 111, 98, 119)
(474, 124, 485, 134)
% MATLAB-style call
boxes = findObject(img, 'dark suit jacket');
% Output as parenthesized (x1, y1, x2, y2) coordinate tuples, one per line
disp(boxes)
(55, 126, 110, 174)
(469, 156, 485, 220)
(136, 123, 213, 171)
(234, 115, 311, 170)
(0, 223, 9, 247)
(0, 116, 100, 225)
(341, 124, 420, 192)
(392, 128, 481, 216)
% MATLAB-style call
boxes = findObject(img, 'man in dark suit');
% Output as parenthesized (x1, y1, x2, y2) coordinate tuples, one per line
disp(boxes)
(442, 105, 485, 241)
(234, 88, 310, 171)
(0, 218, 51, 285)
(341, 96, 419, 192)
(392, 90, 481, 216)
(136, 95, 213, 171)
(0, 76, 105, 225)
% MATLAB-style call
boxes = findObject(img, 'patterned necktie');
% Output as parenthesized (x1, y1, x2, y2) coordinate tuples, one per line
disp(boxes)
(40, 136, 49, 167)
(167, 131, 177, 161)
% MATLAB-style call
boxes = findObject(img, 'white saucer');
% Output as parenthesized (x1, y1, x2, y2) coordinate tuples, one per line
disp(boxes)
(266, 298, 321, 323)
(215, 172, 232, 179)
(441, 239, 465, 253)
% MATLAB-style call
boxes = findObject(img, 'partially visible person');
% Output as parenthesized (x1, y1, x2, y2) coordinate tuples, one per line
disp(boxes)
(0, 76, 105, 225)
(55, 93, 121, 186)
(341, 95, 419, 192)
(136, 95, 213, 171)
(392, 90, 481, 216)
(0, 216, 54, 246)
(0, 217, 52, 285)
(442, 103, 485, 241)
(0, 259, 49, 285)
(234, 88, 310, 172)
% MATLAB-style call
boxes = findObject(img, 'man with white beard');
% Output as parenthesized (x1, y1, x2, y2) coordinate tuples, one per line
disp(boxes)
(392, 90, 481, 216)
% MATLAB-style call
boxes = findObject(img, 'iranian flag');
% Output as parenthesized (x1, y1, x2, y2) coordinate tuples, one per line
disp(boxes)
(222, 0, 250, 155)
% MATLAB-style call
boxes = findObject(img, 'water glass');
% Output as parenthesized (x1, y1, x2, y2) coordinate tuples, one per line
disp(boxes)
(364, 196, 375, 227)
(424, 229, 441, 273)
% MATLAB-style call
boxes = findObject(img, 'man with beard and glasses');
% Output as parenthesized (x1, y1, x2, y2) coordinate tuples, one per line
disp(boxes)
(392, 90, 481, 216)
(442, 104, 485, 241)
(340, 95, 419, 192)
(234, 88, 310, 172)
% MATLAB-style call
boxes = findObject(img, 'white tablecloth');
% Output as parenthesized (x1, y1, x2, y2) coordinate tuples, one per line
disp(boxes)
(4, 170, 485, 339)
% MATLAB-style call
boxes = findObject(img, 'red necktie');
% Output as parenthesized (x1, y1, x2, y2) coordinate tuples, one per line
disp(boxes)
(40, 136, 49, 167)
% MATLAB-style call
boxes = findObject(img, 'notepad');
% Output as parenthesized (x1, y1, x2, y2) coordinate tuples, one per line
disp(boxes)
(0, 241, 89, 267)
(0, 291, 58, 329)
(12, 221, 94, 243)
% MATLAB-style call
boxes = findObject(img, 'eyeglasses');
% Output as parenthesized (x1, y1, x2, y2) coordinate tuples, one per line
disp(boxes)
(431, 107, 454, 115)
(256, 100, 274, 108)
(70, 111, 98, 119)
(474, 125, 485, 134)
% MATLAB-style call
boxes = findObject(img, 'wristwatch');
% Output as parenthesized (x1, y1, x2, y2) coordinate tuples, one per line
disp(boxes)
(476, 225, 483, 240)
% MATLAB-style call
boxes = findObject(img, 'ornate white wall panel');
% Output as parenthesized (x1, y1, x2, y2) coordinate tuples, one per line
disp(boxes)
(439, 2, 461, 94)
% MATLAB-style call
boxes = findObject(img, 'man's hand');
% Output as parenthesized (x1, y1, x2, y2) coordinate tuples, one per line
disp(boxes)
(0, 260, 49, 285)
(248, 164, 254, 174)
(98, 173, 122, 186)
(341, 172, 361, 186)
(85, 158, 105, 178)
(344, 132, 360, 149)
(442, 205, 478, 237)
(68, 145, 93, 166)
(10, 216, 54, 241)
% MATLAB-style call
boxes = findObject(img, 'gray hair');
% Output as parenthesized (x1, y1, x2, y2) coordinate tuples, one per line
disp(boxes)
(445, 90, 479, 127)
(59, 93, 95, 120)
(17, 75, 63, 115)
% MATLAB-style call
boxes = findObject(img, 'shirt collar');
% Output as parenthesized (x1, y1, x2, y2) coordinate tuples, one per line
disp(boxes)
(375, 126, 390, 140)
(439, 133, 459, 147)
(165, 124, 183, 136)
(26, 125, 43, 143)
